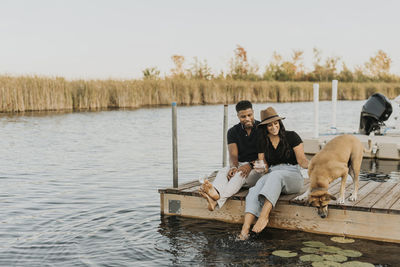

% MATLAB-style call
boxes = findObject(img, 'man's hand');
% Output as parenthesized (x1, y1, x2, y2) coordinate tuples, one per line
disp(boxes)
(227, 167, 238, 180)
(237, 164, 252, 178)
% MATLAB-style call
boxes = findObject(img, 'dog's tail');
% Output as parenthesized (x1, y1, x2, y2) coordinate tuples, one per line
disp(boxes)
(364, 138, 372, 153)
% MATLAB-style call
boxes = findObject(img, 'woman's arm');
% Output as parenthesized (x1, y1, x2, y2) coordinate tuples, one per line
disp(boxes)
(256, 153, 269, 173)
(293, 143, 309, 169)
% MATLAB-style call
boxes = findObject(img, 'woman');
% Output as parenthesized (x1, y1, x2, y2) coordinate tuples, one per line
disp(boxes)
(239, 107, 309, 240)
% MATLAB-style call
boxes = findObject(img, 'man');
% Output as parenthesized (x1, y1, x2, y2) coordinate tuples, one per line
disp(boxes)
(199, 100, 262, 211)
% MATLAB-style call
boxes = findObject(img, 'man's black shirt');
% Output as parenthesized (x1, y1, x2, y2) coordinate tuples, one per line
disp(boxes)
(227, 120, 260, 162)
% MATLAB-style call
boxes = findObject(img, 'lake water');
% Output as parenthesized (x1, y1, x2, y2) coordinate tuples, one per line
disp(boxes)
(0, 101, 399, 266)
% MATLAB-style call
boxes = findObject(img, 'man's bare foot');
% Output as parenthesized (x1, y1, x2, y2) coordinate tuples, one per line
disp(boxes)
(198, 189, 217, 211)
(201, 180, 220, 200)
(252, 218, 269, 233)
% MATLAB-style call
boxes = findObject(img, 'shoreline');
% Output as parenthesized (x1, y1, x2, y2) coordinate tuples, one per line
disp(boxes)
(1, 75, 399, 113)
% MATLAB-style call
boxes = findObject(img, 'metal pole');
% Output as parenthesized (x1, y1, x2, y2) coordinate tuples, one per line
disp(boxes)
(172, 102, 178, 188)
(331, 80, 338, 133)
(222, 105, 228, 167)
(313, 83, 319, 138)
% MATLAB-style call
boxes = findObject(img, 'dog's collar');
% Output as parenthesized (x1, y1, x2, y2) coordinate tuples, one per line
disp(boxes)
(311, 187, 328, 193)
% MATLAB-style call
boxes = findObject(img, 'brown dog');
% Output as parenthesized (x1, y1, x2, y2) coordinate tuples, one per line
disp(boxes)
(294, 134, 371, 218)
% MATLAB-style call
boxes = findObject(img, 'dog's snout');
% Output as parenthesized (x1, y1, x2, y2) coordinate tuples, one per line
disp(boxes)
(320, 214, 326, 218)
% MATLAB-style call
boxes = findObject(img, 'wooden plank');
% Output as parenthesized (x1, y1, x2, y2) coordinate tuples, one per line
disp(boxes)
(159, 172, 217, 193)
(160, 192, 165, 215)
(389, 195, 400, 214)
(327, 180, 367, 207)
(372, 183, 400, 211)
(270, 204, 400, 244)
(355, 182, 397, 210)
(341, 181, 382, 211)
(161, 192, 400, 243)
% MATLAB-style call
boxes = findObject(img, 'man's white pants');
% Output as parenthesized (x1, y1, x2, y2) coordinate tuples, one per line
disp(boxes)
(212, 162, 262, 209)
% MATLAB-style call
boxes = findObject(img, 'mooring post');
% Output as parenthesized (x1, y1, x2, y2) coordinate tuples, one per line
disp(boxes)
(222, 105, 228, 167)
(331, 80, 338, 133)
(172, 102, 178, 188)
(313, 83, 319, 138)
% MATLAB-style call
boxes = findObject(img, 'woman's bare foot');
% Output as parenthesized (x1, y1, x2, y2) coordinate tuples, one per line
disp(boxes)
(198, 189, 217, 211)
(252, 218, 269, 233)
(201, 180, 220, 200)
(238, 228, 250, 240)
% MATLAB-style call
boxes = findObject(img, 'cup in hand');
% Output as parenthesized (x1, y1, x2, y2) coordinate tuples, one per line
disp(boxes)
(254, 160, 266, 173)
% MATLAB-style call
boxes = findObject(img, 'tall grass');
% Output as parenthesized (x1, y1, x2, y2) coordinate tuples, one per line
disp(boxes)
(1, 75, 400, 113)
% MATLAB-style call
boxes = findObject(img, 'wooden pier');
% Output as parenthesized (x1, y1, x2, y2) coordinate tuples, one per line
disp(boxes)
(159, 173, 400, 243)
(301, 132, 400, 160)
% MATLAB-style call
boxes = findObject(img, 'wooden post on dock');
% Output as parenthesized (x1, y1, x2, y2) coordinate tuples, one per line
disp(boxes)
(313, 83, 319, 138)
(172, 102, 178, 188)
(222, 105, 228, 167)
(331, 80, 338, 133)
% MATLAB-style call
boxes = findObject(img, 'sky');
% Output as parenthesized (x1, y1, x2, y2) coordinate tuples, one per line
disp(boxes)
(1, 0, 400, 80)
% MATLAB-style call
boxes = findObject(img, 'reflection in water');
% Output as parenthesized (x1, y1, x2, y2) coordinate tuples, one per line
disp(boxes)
(360, 158, 400, 182)
(158, 216, 400, 266)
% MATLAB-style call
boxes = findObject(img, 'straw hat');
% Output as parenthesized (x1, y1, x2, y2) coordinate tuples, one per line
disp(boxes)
(258, 107, 285, 126)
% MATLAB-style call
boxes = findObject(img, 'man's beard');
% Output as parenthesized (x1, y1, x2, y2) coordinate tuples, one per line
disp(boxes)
(243, 121, 254, 129)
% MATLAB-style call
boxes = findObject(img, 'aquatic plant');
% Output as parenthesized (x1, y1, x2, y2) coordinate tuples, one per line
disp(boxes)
(271, 250, 297, 257)
(301, 247, 320, 253)
(312, 261, 342, 267)
(303, 241, 326, 247)
(342, 261, 374, 267)
(331, 236, 355, 244)
(319, 245, 343, 253)
(299, 254, 324, 262)
(1, 75, 400, 113)
(337, 250, 363, 257)
(323, 254, 348, 262)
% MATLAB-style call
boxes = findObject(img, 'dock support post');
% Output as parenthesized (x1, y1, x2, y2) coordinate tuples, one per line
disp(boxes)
(331, 80, 338, 133)
(222, 105, 228, 167)
(313, 83, 319, 138)
(172, 102, 178, 188)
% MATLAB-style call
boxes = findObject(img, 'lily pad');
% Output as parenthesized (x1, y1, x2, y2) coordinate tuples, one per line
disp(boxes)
(272, 250, 297, 258)
(342, 261, 374, 267)
(299, 254, 324, 262)
(319, 245, 343, 253)
(303, 241, 326, 247)
(301, 247, 320, 253)
(337, 249, 362, 257)
(323, 254, 348, 262)
(312, 261, 342, 267)
(331, 236, 355, 244)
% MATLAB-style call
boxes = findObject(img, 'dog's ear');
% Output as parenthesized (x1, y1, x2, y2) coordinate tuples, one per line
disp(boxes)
(307, 196, 317, 206)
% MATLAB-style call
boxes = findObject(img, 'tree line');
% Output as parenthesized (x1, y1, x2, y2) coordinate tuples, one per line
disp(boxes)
(143, 46, 397, 83)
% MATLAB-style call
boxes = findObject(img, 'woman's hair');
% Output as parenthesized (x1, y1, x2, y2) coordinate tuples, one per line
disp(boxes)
(259, 120, 291, 160)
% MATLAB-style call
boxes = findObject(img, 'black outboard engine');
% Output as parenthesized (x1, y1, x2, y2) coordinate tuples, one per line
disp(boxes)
(359, 93, 392, 135)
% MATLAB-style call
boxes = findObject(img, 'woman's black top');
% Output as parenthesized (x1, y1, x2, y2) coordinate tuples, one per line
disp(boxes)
(257, 130, 302, 166)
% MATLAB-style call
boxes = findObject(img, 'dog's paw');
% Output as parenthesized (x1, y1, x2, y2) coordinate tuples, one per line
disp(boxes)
(348, 194, 357, 202)
(293, 195, 307, 203)
(336, 198, 345, 205)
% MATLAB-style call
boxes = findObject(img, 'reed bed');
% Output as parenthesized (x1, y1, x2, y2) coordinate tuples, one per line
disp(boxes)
(1, 75, 400, 113)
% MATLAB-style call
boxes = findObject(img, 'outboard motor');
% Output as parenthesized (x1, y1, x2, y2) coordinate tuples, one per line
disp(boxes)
(359, 93, 392, 135)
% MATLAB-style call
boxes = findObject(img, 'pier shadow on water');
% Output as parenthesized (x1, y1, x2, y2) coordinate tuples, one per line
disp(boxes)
(158, 215, 400, 266)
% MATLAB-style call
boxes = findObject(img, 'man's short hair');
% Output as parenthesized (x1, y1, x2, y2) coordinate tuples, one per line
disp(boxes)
(235, 100, 253, 112)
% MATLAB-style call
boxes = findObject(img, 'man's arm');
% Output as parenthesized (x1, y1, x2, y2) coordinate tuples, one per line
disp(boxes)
(228, 143, 239, 168)
(227, 143, 239, 179)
